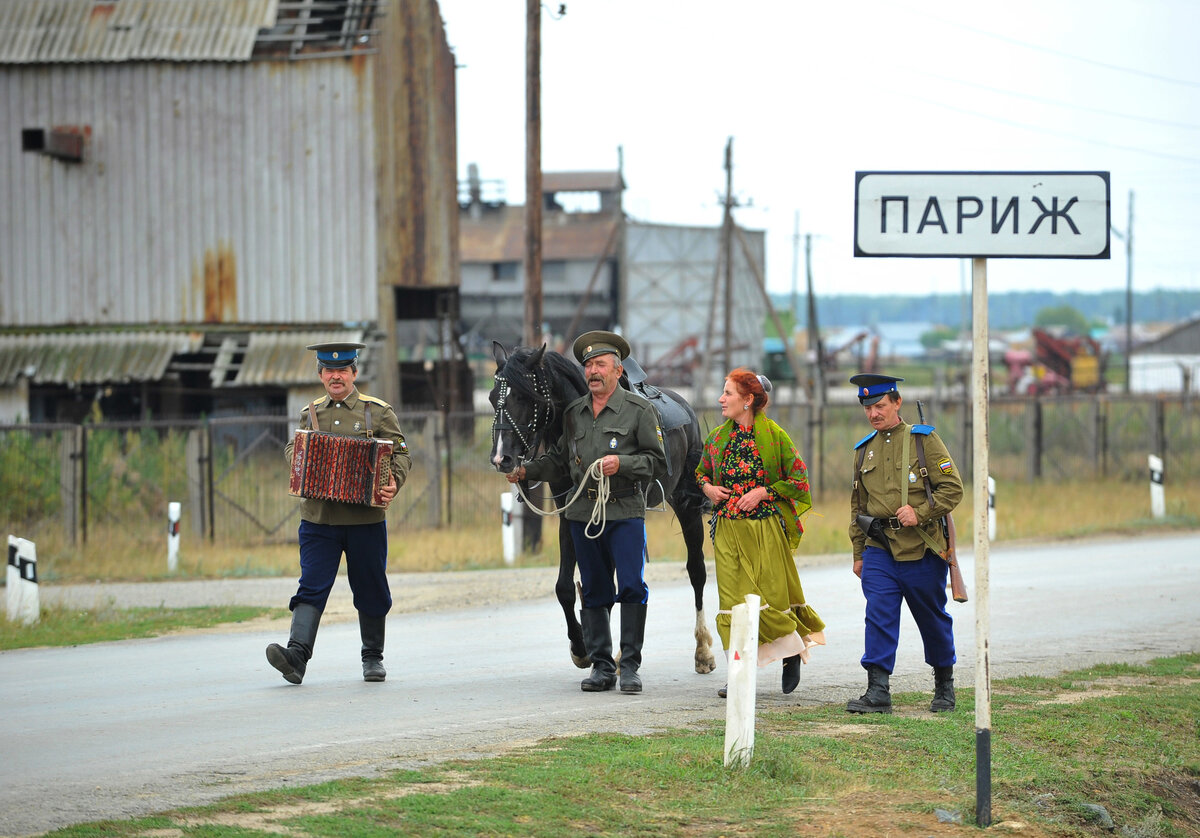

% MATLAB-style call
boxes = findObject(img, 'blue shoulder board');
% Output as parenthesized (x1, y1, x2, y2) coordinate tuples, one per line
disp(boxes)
(911, 423, 935, 435)
(854, 431, 877, 449)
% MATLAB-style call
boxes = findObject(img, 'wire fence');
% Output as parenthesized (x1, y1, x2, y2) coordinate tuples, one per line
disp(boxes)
(2, 392, 1196, 552)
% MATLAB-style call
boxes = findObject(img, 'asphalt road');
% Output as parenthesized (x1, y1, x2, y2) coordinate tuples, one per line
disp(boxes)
(2, 533, 1198, 837)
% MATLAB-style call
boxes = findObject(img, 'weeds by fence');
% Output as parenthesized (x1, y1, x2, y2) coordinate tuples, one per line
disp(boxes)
(2, 393, 1196, 558)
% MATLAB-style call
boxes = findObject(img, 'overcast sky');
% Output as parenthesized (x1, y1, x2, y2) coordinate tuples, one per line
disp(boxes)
(437, 0, 1200, 301)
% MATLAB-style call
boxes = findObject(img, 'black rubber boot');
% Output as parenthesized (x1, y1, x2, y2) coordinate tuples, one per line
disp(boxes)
(579, 606, 616, 692)
(360, 613, 387, 682)
(782, 655, 802, 694)
(266, 603, 322, 685)
(618, 603, 647, 694)
(846, 664, 892, 714)
(931, 665, 956, 712)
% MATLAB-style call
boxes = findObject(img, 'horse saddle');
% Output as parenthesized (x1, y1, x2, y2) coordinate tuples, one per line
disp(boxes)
(621, 355, 691, 433)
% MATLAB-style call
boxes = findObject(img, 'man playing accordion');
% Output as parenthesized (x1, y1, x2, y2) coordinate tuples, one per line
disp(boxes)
(268, 341, 411, 685)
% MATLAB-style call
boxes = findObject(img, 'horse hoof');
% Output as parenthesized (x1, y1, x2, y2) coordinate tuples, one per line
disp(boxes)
(570, 643, 591, 669)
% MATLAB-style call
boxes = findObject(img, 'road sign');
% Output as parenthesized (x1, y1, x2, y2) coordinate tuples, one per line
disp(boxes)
(854, 171, 1110, 258)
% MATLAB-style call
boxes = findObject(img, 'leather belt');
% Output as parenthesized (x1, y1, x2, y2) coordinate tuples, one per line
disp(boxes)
(586, 486, 638, 501)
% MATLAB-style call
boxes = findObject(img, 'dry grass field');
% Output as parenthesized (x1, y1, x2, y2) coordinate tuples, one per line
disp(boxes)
(26, 478, 1200, 584)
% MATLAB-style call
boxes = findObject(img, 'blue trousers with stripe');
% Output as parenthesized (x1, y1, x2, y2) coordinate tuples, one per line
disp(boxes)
(859, 545, 955, 673)
(568, 518, 649, 608)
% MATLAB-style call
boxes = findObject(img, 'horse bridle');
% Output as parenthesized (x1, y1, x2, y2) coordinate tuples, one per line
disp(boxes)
(491, 368, 555, 464)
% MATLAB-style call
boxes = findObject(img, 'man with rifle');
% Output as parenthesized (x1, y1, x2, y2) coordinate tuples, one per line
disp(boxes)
(846, 373, 964, 714)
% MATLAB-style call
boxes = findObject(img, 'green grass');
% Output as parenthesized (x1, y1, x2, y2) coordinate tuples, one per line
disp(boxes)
(0, 603, 281, 650)
(42, 654, 1200, 838)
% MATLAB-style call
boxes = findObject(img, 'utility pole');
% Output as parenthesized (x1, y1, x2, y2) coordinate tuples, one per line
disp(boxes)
(804, 232, 825, 493)
(721, 137, 735, 376)
(523, 0, 543, 346)
(1111, 190, 1133, 393)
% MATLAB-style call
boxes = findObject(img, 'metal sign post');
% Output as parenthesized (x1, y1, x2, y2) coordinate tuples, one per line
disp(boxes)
(854, 171, 1111, 828)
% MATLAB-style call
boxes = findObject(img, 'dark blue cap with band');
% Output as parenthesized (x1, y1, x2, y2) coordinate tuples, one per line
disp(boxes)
(306, 341, 365, 369)
(849, 373, 903, 406)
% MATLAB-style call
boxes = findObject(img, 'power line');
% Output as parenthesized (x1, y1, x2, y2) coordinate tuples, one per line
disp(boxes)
(886, 88, 1200, 166)
(903, 68, 1200, 132)
(896, 3, 1200, 89)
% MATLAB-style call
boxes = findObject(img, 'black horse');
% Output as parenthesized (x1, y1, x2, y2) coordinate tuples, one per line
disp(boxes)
(488, 341, 716, 675)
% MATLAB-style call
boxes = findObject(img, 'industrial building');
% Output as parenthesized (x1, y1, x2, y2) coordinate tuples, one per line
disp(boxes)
(0, 0, 463, 423)
(458, 163, 769, 390)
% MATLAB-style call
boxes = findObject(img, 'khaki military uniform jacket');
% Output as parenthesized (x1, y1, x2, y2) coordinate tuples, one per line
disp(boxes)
(849, 420, 963, 562)
(523, 386, 667, 522)
(284, 388, 412, 526)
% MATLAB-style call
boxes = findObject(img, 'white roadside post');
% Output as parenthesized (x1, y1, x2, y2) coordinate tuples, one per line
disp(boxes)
(1149, 455, 1165, 519)
(501, 487, 523, 565)
(167, 501, 181, 572)
(855, 170, 1111, 828)
(988, 476, 997, 541)
(723, 593, 760, 768)
(6, 535, 40, 625)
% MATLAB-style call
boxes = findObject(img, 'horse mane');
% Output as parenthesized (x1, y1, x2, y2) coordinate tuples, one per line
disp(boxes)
(501, 345, 587, 406)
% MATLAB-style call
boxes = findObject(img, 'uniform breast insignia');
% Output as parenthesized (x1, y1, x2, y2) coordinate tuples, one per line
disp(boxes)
(656, 425, 663, 444)
(354, 422, 362, 432)
(399, 440, 408, 452)
(867, 450, 874, 460)
(909, 471, 917, 483)
(610, 437, 618, 449)
(937, 457, 954, 475)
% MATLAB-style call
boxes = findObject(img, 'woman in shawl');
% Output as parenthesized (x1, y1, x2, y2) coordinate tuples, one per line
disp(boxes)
(695, 369, 825, 697)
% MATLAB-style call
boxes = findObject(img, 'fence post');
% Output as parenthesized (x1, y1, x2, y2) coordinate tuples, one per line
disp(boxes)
(186, 428, 205, 542)
(60, 427, 81, 545)
(500, 488, 523, 565)
(6, 536, 39, 625)
(167, 502, 181, 571)
(724, 593, 760, 768)
(1148, 455, 1165, 519)
(987, 476, 996, 541)
(1027, 400, 1043, 482)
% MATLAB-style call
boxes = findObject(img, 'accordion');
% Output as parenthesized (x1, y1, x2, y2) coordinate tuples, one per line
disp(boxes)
(288, 429, 394, 507)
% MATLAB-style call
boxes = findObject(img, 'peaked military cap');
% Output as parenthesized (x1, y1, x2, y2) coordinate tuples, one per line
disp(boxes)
(307, 341, 365, 369)
(850, 373, 903, 406)
(572, 330, 630, 364)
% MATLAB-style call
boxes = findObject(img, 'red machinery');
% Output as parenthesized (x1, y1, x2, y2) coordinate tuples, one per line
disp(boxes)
(1006, 328, 1107, 395)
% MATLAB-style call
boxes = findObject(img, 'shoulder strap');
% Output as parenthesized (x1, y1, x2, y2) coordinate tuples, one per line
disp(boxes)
(306, 400, 320, 431)
(912, 431, 949, 557)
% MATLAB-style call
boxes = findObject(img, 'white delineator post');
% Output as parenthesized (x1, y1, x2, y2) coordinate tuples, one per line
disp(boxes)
(501, 488, 523, 565)
(167, 501, 181, 572)
(1148, 455, 1165, 519)
(6, 535, 40, 625)
(987, 476, 996, 541)
(724, 593, 760, 768)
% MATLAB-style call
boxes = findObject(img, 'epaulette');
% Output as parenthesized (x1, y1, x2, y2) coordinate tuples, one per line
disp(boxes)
(854, 431, 877, 449)
(911, 423, 935, 435)
(302, 395, 329, 412)
(358, 394, 389, 406)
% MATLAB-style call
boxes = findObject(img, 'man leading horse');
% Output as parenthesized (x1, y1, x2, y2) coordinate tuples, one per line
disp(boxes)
(505, 330, 666, 694)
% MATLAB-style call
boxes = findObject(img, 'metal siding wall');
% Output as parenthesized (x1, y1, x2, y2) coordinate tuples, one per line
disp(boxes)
(623, 222, 766, 377)
(0, 60, 378, 327)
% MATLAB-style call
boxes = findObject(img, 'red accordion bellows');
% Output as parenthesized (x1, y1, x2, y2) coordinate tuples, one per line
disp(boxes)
(289, 429, 394, 507)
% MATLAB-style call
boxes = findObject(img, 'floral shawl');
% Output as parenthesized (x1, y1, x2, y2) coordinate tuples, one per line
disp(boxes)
(696, 414, 812, 549)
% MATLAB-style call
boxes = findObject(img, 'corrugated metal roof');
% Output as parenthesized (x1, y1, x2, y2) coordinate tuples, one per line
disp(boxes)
(229, 329, 366, 386)
(460, 206, 619, 263)
(0, 331, 203, 385)
(0, 0, 278, 63)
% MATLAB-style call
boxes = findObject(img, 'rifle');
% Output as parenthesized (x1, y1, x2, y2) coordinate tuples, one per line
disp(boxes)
(917, 401, 968, 603)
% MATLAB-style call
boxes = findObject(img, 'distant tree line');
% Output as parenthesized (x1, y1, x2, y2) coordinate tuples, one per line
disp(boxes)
(777, 289, 1200, 330)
